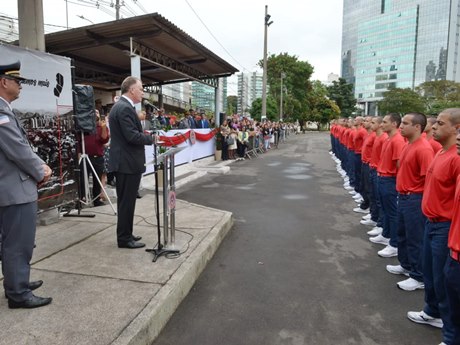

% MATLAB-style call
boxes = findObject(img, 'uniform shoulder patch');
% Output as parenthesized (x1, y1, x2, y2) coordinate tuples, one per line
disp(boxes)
(0, 115, 11, 125)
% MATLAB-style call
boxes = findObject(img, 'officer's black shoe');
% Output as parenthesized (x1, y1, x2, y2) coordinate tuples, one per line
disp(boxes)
(8, 294, 52, 309)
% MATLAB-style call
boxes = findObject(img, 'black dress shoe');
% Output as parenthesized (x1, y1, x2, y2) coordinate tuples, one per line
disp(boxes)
(132, 235, 142, 241)
(5, 280, 44, 298)
(8, 294, 52, 309)
(29, 280, 43, 291)
(118, 241, 145, 249)
(93, 200, 106, 207)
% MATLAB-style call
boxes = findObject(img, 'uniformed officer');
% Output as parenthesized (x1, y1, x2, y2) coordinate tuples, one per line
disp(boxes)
(0, 61, 53, 308)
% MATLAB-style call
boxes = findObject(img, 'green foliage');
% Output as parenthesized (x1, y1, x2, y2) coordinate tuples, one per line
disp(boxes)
(307, 81, 340, 127)
(416, 80, 460, 115)
(378, 88, 425, 115)
(259, 53, 314, 120)
(326, 78, 357, 117)
(226, 95, 238, 115)
(249, 96, 278, 121)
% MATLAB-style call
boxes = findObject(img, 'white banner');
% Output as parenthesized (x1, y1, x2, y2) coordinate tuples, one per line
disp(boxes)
(0, 44, 73, 112)
(144, 129, 215, 175)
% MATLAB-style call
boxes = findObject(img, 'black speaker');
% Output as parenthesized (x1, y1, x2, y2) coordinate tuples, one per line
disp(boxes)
(73, 84, 96, 133)
(219, 112, 226, 126)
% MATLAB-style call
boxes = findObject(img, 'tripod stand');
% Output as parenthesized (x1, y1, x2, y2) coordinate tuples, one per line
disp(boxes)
(65, 132, 116, 217)
(146, 135, 180, 262)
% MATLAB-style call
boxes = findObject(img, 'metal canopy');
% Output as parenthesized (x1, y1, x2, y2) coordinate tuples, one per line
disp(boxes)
(44, 13, 238, 90)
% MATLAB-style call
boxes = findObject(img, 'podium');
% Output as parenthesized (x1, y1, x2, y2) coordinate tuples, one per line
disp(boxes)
(146, 145, 186, 262)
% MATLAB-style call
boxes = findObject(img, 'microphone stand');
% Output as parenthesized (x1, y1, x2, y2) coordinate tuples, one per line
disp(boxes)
(146, 131, 179, 262)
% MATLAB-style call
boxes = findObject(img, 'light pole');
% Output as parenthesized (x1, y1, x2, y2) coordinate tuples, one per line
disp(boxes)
(279, 72, 285, 121)
(261, 5, 273, 120)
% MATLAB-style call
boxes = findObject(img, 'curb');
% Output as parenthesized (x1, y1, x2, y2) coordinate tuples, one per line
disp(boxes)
(111, 206, 233, 345)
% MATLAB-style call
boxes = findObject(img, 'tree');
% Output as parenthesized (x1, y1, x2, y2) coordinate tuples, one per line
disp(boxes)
(326, 78, 357, 117)
(259, 53, 314, 121)
(415, 80, 460, 114)
(378, 88, 425, 115)
(249, 96, 278, 121)
(307, 81, 340, 128)
(226, 95, 237, 115)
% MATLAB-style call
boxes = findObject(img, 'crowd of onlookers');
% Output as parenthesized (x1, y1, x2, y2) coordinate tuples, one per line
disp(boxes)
(329, 110, 460, 345)
(217, 115, 298, 160)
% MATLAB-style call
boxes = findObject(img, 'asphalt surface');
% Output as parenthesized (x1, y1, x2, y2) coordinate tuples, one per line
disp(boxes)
(152, 132, 441, 345)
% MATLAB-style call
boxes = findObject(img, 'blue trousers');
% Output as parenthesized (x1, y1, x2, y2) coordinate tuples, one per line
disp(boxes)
(397, 193, 425, 282)
(369, 168, 383, 226)
(445, 256, 460, 345)
(378, 176, 398, 247)
(359, 163, 370, 209)
(353, 153, 362, 193)
(423, 221, 454, 344)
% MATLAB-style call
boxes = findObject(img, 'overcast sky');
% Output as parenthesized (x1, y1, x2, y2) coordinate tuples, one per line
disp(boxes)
(1, 0, 344, 94)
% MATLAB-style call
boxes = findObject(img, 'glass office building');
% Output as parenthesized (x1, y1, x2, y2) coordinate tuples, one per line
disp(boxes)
(341, 0, 460, 114)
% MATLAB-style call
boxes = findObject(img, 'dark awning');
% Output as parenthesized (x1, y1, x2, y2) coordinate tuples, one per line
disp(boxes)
(44, 13, 238, 90)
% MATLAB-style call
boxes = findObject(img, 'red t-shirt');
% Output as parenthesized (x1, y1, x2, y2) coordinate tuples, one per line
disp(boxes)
(348, 129, 356, 151)
(342, 128, 350, 146)
(370, 132, 388, 169)
(396, 137, 434, 193)
(361, 131, 375, 163)
(422, 145, 460, 220)
(354, 127, 367, 154)
(448, 175, 460, 252)
(377, 132, 406, 176)
(428, 137, 442, 153)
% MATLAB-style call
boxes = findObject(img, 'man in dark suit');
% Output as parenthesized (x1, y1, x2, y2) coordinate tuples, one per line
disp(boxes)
(108, 76, 153, 249)
(0, 61, 53, 308)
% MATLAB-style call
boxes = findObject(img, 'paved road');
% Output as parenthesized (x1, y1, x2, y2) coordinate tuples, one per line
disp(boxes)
(152, 132, 441, 345)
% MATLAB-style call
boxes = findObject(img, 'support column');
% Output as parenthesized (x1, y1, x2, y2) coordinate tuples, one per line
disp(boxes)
(18, 0, 45, 51)
(130, 52, 141, 111)
(215, 78, 222, 126)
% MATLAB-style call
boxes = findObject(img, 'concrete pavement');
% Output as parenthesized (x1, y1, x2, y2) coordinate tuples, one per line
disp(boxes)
(0, 158, 233, 345)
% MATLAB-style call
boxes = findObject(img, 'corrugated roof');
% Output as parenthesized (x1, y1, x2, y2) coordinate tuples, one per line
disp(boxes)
(44, 13, 238, 90)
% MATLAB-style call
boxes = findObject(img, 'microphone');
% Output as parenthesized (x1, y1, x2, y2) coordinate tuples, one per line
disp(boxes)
(143, 100, 159, 111)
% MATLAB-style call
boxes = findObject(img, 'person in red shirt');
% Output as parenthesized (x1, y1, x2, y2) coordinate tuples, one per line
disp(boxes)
(80, 109, 110, 207)
(374, 113, 406, 258)
(367, 117, 388, 237)
(356, 116, 375, 215)
(386, 113, 434, 291)
(444, 109, 460, 345)
(351, 117, 368, 204)
(408, 108, 460, 345)
(424, 116, 443, 153)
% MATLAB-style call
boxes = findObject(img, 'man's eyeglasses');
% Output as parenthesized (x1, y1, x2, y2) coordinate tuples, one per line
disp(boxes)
(3, 77, 21, 85)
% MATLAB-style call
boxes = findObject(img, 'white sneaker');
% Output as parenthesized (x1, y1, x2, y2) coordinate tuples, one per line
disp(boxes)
(367, 227, 383, 236)
(397, 278, 424, 291)
(360, 219, 377, 226)
(353, 207, 369, 214)
(378, 245, 398, 258)
(407, 310, 443, 329)
(439, 343, 447, 345)
(386, 264, 410, 276)
(355, 198, 364, 204)
(352, 193, 362, 199)
(369, 234, 390, 245)
(362, 214, 372, 220)
(349, 190, 357, 195)
(344, 186, 354, 191)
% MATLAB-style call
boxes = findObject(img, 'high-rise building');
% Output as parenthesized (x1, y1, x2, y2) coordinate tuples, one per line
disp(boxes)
(341, 0, 460, 114)
(237, 71, 264, 115)
(191, 78, 227, 113)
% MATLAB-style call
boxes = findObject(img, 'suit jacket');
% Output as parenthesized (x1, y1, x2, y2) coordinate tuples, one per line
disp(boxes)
(196, 119, 210, 129)
(108, 97, 153, 174)
(0, 98, 44, 206)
